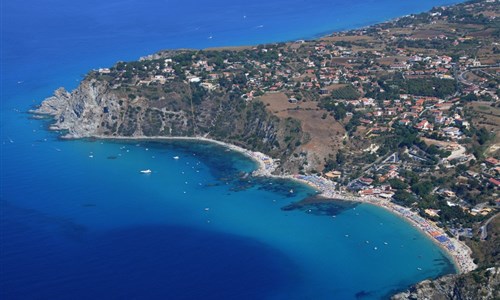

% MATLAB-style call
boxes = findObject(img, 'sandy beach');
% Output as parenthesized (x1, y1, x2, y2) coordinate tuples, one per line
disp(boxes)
(250, 150, 476, 274)
(87, 134, 477, 274)
(87, 134, 272, 172)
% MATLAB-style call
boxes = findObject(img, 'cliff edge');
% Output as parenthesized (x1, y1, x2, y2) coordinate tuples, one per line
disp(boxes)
(33, 74, 307, 174)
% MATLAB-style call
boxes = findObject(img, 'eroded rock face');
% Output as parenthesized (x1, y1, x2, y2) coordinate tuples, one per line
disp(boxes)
(32, 77, 310, 173)
(392, 268, 500, 300)
(33, 80, 113, 137)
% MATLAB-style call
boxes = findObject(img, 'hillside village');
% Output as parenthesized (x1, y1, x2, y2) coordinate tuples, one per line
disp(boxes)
(30, 0, 500, 297)
(88, 0, 500, 237)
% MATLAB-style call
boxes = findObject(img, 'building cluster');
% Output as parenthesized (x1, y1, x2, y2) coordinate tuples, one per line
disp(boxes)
(94, 0, 499, 230)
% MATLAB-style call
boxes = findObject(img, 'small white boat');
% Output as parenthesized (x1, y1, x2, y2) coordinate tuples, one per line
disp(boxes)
(173, 156, 180, 160)
(140, 169, 152, 174)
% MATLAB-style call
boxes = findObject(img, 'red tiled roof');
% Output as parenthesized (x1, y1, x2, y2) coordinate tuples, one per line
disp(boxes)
(485, 157, 500, 166)
(489, 178, 500, 186)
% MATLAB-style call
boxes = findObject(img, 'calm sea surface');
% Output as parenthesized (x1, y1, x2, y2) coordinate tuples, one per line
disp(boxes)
(2, 0, 461, 299)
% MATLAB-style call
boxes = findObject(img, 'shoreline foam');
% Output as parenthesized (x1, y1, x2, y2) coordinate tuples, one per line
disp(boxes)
(84, 134, 476, 274)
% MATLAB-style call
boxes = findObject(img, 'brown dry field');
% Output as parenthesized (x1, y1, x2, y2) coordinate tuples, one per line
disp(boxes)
(204, 45, 255, 51)
(352, 46, 385, 52)
(421, 22, 482, 32)
(292, 74, 318, 82)
(479, 67, 500, 75)
(410, 29, 446, 39)
(468, 102, 500, 128)
(285, 109, 345, 158)
(481, 10, 499, 18)
(377, 56, 408, 65)
(288, 43, 303, 50)
(457, 24, 487, 31)
(389, 28, 414, 35)
(330, 57, 352, 65)
(481, 57, 498, 65)
(469, 28, 497, 38)
(403, 47, 440, 56)
(355, 126, 368, 136)
(259, 92, 318, 113)
(477, 46, 497, 61)
(477, 54, 499, 65)
(320, 35, 375, 43)
(258, 92, 345, 160)
(421, 137, 459, 149)
(323, 84, 349, 91)
(464, 72, 485, 83)
(468, 102, 500, 155)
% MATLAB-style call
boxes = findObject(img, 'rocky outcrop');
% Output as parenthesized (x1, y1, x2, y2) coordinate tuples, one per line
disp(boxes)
(392, 268, 500, 300)
(34, 80, 115, 137)
(33, 77, 306, 173)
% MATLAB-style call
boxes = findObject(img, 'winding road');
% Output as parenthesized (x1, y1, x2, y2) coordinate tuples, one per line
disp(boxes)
(480, 212, 499, 241)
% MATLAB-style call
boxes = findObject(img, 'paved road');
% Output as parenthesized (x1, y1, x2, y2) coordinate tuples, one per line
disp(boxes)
(458, 64, 500, 86)
(447, 144, 466, 161)
(481, 212, 499, 241)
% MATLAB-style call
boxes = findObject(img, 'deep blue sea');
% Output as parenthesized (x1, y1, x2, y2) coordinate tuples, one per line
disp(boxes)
(2, 0, 462, 299)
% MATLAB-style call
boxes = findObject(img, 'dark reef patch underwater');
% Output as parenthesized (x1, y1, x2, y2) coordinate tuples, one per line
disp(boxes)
(1, 0, 462, 298)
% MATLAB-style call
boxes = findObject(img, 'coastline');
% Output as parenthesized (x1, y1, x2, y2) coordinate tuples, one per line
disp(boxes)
(36, 0, 478, 281)
(86, 134, 272, 174)
(5, 1, 491, 294)
(279, 175, 476, 275)
(82, 133, 476, 274)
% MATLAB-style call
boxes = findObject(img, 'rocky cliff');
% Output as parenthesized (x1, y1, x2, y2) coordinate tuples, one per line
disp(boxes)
(33, 76, 307, 173)
(392, 267, 499, 300)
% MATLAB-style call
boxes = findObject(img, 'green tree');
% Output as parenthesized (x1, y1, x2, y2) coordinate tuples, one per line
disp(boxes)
(411, 181, 433, 197)
(393, 190, 415, 206)
(389, 178, 409, 190)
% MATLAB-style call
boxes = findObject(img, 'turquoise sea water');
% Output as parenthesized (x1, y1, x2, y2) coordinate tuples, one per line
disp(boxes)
(2, 0, 461, 299)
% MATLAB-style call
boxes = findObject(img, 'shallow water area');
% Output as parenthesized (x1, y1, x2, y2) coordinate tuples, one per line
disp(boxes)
(1, 0, 463, 299)
(1, 135, 455, 299)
